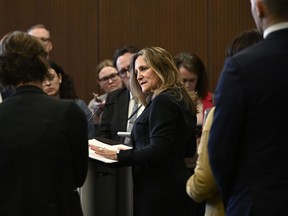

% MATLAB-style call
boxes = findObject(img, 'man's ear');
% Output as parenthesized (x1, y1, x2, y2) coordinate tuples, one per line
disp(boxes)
(49, 41, 53, 52)
(256, 0, 266, 18)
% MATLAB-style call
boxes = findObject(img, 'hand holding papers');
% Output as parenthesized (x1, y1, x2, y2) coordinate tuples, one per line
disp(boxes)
(89, 139, 132, 163)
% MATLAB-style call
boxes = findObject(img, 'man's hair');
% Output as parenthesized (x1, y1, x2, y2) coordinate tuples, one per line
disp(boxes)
(113, 45, 139, 69)
(27, 24, 49, 33)
(226, 29, 263, 57)
(263, 0, 288, 19)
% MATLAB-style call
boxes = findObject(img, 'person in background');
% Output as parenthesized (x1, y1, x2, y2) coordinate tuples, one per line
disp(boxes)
(92, 45, 141, 216)
(96, 45, 142, 143)
(28, 24, 66, 93)
(0, 31, 88, 216)
(88, 59, 123, 126)
(173, 52, 214, 216)
(91, 46, 198, 216)
(174, 52, 214, 141)
(43, 61, 95, 139)
(186, 29, 263, 216)
(208, 0, 288, 215)
(27, 24, 53, 58)
(225, 29, 263, 57)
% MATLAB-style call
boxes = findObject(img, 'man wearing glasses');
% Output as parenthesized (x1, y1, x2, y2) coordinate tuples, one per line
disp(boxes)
(93, 45, 141, 216)
(27, 24, 53, 58)
(27, 24, 64, 82)
(96, 45, 142, 144)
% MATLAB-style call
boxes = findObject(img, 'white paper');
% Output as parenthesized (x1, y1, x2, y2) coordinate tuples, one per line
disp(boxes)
(88, 139, 132, 163)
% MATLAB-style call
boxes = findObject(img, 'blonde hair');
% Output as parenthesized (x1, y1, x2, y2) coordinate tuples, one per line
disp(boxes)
(95, 59, 114, 79)
(130, 46, 197, 114)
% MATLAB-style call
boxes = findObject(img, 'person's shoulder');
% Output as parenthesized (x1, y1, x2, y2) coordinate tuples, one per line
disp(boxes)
(106, 87, 129, 100)
(74, 98, 87, 106)
(231, 41, 263, 61)
(203, 107, 215, 131)
(202, 92, 214, 103)
(109, 87, 128, 96)
(156, 90, 176, 100)
(53, 98, 77, 108)
(73, 99, 92, 113)
(40, 97, 80, 115)
(152, 90, 178, 106)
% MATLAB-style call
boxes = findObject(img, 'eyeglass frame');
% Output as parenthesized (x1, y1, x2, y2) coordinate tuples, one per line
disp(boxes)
(118, 67, 130, 78)
(98, 73, 120, 84)
(182, 78, 196, 83)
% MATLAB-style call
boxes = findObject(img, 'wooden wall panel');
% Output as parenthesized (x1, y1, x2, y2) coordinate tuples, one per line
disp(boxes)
(0, 0, 256, 103)
(207, 0, 255, 91)
(97, 0, 208, 62)
(0, 0, 99, 103)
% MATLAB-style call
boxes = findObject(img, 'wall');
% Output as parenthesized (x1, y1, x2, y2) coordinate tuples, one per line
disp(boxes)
(0, 0, 255, 103)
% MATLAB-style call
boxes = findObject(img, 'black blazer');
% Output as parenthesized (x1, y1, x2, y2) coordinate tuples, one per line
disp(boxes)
(0, 85, 88, 216)
(118, 90, 197, 216)
(0, 88, 14, 100)
(208, 29, 288, 215)
(96, 87, 130, 143)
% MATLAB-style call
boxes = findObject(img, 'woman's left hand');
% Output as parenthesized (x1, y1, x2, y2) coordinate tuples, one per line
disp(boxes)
(89, 145, 118, 160)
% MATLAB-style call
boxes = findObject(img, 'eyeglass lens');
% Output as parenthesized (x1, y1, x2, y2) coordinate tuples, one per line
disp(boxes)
(118, 68, 129, 78)
(99, 73, 119, 83)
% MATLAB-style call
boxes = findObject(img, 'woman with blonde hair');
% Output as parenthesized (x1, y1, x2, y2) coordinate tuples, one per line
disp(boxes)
(91, 46, 198, 216)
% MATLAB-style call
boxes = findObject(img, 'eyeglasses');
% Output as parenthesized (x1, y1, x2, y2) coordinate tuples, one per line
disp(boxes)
(98, 73, 119, 84)
(118, 68, 130, 78)
(183, 79, 195, 83)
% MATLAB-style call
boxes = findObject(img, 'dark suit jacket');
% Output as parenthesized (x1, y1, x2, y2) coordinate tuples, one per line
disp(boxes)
(0, 85, 88, 216)
(1, 88, 14, 100)
(208, 29, 288, 215)
(118, 90, 197, 216)
(96, 87, 130, 143)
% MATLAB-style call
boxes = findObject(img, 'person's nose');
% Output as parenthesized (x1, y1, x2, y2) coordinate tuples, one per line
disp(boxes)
(137, 71, 144, 81)
(43, 79, 52, 86)
(184, 82, 190, 88)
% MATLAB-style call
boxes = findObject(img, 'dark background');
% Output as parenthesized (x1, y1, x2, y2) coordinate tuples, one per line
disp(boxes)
(0, 0, 255, 103)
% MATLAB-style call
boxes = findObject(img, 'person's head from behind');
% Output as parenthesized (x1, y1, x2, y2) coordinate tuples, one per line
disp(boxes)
(96, 59, 123, 93)
(250, 0, 288, 34)
(226, 28, 263, 57)
(113, 45, 139, 89)
(42, 61, 78, 99)
(0, 31, 49, 88)
(27, 24, 52, 57)
(174, 52, 209, 99)
(130, 46, 197, 114)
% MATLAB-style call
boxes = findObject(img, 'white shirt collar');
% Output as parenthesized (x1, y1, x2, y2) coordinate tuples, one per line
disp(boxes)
(263, 22, 288, 38)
